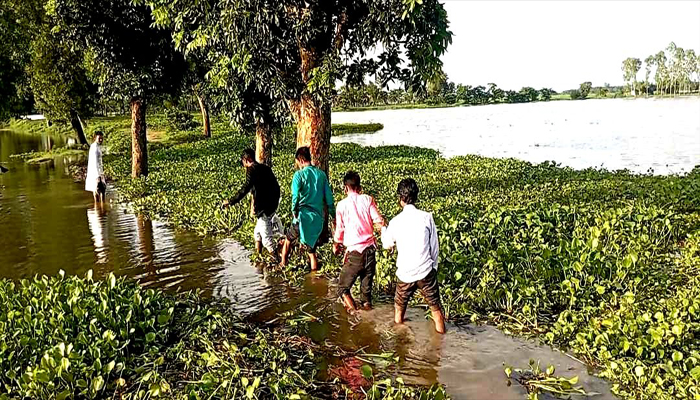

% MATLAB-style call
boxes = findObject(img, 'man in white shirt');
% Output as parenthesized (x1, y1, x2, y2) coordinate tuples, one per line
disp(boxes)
(381, 178, 446, 334)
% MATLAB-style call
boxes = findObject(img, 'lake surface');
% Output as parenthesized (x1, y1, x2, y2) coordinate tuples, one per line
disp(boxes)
(333, 97, 700, 175)
(0, 129, 616, 399)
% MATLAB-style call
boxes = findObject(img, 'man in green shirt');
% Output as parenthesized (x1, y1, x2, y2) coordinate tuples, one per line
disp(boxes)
(280, 146, 335, 271)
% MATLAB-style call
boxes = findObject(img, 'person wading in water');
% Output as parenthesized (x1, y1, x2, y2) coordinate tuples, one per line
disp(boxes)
(333, 171, 385, 312)
(85, 131, 105, 202)
(280, 146, 335, 271)
(381, 178, 446, 334)
(223, 148, 283, 262)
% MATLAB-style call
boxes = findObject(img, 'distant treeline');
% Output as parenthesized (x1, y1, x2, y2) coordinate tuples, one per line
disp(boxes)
(622, 42, 699, 97)
(333, 83, 558, 109)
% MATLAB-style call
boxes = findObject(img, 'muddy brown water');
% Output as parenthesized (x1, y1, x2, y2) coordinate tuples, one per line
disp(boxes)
(0, 129, 615, 399)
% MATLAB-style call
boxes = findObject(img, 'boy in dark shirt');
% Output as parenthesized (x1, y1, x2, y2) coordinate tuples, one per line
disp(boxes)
(223, 149, 282, 260)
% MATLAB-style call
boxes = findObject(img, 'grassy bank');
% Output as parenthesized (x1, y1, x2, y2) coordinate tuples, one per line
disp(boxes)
(332, 123, 384, 136)
(98, 116, 700, 400)
(0, 272, 445, 399)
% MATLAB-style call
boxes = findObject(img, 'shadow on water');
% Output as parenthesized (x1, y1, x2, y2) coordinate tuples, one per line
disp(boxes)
(0, 129, 615, 399)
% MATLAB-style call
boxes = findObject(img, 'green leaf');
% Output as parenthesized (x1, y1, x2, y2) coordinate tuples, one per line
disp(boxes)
(361, 364, 373, 379)
(92, 375, 104, 392)
(672, 351, 683, 362)
(634, 366, 644, 377)
(145, 332, 156, 343)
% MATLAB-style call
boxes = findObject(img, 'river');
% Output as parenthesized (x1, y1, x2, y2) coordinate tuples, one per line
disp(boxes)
(332, 97, 700, 175)
(0, 127, 617, 399)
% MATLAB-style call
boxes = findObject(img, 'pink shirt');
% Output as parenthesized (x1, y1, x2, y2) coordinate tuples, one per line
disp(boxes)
(334, 192, 384, 253)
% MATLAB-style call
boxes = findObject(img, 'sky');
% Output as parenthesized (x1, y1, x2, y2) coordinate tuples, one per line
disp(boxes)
(440, 1, 700, 91)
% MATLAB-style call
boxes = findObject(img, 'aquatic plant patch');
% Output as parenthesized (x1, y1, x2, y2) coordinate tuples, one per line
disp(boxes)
(102, 119, 700, 400)
(0, 271, 447, 399)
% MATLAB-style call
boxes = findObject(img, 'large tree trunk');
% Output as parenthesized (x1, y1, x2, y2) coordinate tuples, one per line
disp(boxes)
(290, 95, 331, 174)
(69, 110, 88, 145)
(130, 97, 148, 178)
(255, 119, 273, 167)
(196, 92, 211, 138)
(290, 44, 333, 174)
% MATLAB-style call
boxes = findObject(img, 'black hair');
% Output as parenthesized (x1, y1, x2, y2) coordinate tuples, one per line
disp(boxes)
(295, 146, 311, 163)
(94, 130, 104, 137)
(343, 171, 361, 191)
(241, 148, 256, 163)
(397, 178, 419, 205)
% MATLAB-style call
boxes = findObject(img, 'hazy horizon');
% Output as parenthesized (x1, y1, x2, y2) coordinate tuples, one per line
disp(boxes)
(441, 0, 700, 91)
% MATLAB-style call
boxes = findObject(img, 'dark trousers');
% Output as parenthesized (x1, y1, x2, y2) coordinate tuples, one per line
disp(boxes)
(337, 246, 376, 305)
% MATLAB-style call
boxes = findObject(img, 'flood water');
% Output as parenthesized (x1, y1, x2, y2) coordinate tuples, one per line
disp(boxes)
(0, 128, 616, 399)
(332, 97, 700, 175)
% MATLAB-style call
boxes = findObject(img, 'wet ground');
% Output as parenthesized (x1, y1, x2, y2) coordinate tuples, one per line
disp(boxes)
(0, 129, 616, 399)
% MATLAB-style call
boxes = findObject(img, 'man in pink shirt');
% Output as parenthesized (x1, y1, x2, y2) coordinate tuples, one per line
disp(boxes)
(333, 171, 385, 312)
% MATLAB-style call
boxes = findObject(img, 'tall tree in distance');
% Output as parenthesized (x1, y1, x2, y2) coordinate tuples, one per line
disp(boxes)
(51, 0, 187, 177)
(621, 57, 641, 97)
(644, 55, 655, 96)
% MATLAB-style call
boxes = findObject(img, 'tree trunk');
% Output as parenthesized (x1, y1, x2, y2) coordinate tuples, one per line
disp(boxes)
(196, 92, 211, 138)
(255, 119, 273, 167)
(70, 110, 88, 145)
(290, 95, 331, 174)
(289, 44, 333, 174)
(130, 97, 148, 178)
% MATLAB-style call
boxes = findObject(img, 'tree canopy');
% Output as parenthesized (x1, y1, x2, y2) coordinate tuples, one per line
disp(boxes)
(146, 0, 453, 171)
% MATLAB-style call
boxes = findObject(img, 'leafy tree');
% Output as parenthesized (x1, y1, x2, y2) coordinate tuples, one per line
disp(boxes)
(487, 83, 504, 103)
(643, 55, 655, 96)
(0, 1, 34, 120)
(621, 57, 641, 97)
(538, 88, 553, 101)
(51, 0, 188, 177)
(29, 28, 97, 144)
(519, 87, 539, 103)
(579, 82, 592, 99)
(147, 0, 453, 173)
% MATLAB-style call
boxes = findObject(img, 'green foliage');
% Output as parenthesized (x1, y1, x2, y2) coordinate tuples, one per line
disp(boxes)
(579, 82, 592, 99)
(50, 0, 187, 104)
(332, 123, 384, 136)
(163, 108, 199, 132)
(0, 270, 441, 399)
(103, 119, 700, 400)
(505, 360, 593, 400)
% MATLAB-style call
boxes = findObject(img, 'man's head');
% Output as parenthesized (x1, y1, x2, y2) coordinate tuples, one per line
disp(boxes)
(94, 131, 104, 144)
(397, 178, 419, 207)
(241, 148, 256, 168)
(295, 146, 312, 169)
(343, 171, 361, 194)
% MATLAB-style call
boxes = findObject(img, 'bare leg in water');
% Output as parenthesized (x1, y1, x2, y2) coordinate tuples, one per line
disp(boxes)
(395, 304, 446, 334)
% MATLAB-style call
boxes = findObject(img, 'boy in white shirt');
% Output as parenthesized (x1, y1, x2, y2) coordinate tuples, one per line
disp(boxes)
(381, 178, 446, 334)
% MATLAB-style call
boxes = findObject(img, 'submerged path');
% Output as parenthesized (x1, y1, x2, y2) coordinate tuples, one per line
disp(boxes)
(0, 129, 617, 399)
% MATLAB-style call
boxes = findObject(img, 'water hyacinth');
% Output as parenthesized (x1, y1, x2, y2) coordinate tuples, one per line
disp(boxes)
(102, 118, 700, 400)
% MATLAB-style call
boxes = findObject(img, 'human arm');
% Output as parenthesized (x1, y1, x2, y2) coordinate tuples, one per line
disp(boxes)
(323, 175, 335, 216)
(224, 168, 253, 207)
(428, 214, 439, 269)
(369, 196, 385, 231)
(380, 220, 396, 250)
(333, 206, 345, 255)
(291, 172, 301, 219)
(95, 145, 104, 178)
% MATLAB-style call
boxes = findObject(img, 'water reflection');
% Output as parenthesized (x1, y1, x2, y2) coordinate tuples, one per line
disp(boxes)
(87, 202, 109, 263)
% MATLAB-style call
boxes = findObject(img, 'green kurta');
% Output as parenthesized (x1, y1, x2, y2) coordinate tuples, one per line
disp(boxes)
(291, 165, 335, 248)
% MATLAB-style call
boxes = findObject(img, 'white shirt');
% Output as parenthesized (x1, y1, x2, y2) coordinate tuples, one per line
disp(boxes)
(85, 142, 104, 193)
(381, 204, 439, 283)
